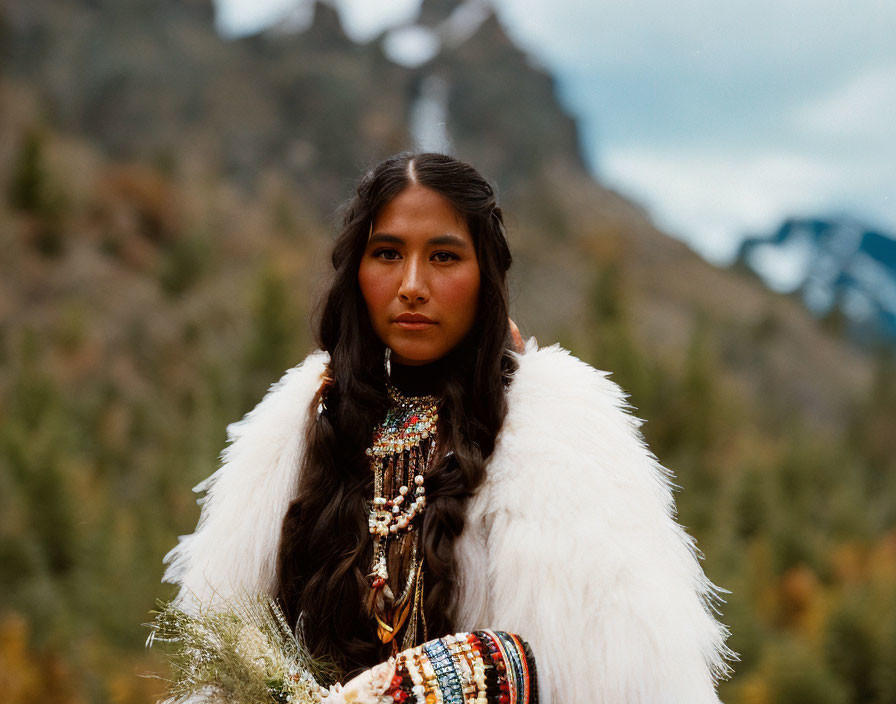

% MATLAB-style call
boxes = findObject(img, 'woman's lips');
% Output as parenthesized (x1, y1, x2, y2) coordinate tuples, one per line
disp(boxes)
(394, 313, 436, 330)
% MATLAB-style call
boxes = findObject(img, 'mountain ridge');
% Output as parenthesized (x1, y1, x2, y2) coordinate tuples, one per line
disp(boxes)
(738, 216, 896, 346)
(0, 0, 874, 430)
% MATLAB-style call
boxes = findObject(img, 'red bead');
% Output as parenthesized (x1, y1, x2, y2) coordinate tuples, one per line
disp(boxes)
(500, 682, 510, 691)
(499, 696, 510, 704)
(394, 690, 408, 703)
(392, 675, 404, 689)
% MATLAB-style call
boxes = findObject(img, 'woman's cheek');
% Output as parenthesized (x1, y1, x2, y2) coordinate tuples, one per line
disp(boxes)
(461, 266, 482, 309)
(359, 265, 394, 321)
(439, 267, 480, 327)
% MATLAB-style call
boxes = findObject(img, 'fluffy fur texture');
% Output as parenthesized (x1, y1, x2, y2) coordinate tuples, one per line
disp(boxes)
(163, 342, 734, 703)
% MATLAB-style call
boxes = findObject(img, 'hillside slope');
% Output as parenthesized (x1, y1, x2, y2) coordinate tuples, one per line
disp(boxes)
(0, 0, 873, 429)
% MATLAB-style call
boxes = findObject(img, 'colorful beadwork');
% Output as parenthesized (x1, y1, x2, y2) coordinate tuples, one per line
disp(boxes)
(368, 385, 440, 458)
(389, 632, 536, 704)
(425, 639, 465, 704)
(366, 386, 440, 646)
(478, 631, 511, 704)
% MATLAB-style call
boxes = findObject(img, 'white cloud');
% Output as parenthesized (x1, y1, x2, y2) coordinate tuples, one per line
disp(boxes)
(601, 147, 840, 263)
(793, 64, 896, 143)
(489, 0, 896, 77)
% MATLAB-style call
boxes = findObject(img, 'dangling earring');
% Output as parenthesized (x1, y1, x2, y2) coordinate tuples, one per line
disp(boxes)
(384, 347, 392, 380)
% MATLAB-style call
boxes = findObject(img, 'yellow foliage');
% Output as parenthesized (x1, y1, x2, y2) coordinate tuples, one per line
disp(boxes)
(744, 539, 777, 624)
(869, 529, 896, 583)
(0, 612, 84, 704)
(830, 542, 869, 584)
(106, 655, 168, 704)
(776, 565, 820, 633)
(738, 673, 771, 704)
(0, 613, 40, 703)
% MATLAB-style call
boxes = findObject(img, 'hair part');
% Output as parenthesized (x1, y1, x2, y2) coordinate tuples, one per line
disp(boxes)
(276, 153, 516, 679)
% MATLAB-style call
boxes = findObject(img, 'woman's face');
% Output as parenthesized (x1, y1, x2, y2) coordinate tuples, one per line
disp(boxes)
(358, 184, 481, 366)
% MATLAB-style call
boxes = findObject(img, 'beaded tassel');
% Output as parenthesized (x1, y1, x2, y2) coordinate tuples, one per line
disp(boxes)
(366, 386, 439, 646)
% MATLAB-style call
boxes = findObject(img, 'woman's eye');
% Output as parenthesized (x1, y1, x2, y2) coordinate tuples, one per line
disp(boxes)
(373, 248, 401, 261)
(431, 251, 460, 263)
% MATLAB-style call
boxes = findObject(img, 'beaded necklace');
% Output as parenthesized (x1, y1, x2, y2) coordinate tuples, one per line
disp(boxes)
(366, 384, 440, 650)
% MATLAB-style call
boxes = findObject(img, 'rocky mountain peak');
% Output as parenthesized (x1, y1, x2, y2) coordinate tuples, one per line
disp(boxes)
(738, 217, 896, 345)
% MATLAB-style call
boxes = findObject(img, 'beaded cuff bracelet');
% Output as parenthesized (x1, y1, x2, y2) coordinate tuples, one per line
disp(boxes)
(391, 631, 536, 704)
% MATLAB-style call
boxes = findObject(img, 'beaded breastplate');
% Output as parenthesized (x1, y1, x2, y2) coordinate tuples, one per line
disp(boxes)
(365, 385, 439, 650)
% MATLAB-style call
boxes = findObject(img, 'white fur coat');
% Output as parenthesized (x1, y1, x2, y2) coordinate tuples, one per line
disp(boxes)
(163, 342, 733, 703)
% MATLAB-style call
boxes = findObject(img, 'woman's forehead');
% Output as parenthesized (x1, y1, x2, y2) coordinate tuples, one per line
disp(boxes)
(371, 185, 470, 241)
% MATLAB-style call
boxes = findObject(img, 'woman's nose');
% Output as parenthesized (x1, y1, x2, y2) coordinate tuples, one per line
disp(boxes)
(398, 259, 429, 303)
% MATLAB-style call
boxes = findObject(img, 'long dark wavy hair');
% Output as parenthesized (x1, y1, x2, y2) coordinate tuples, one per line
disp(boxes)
(275, 152, 516, 679)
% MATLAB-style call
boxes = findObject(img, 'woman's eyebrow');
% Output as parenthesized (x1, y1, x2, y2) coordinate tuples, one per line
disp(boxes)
(428, 234, 469, 248)
(368, 233, 403, 245)
(368, 233, 470, 248)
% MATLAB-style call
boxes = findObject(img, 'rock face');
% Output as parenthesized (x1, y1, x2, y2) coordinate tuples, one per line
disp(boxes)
(738, 217, 896, 345)
(2, 0, 412, 207)
(0, 0, 586, 211)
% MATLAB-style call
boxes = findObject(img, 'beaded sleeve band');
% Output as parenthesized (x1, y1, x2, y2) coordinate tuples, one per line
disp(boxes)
(365, 385, 440, 648)
(374, 631, 538, 704)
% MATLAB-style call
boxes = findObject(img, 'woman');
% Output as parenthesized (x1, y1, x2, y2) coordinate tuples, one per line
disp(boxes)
(163, 153, 733, 703)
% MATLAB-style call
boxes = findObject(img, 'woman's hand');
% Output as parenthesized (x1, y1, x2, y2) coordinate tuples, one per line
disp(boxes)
(322, 658, 397, 704)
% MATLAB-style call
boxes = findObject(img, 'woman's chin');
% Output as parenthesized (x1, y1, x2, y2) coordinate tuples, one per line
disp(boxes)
(391, 351, 441, 366)
(389, 342, 446, 366)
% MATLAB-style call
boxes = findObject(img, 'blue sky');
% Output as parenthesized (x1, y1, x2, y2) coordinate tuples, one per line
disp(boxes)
(216, 0, 896, 278)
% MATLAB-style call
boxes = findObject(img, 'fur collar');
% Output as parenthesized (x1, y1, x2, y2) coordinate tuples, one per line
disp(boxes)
(163, 342, 732, 703)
